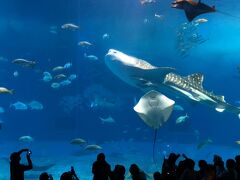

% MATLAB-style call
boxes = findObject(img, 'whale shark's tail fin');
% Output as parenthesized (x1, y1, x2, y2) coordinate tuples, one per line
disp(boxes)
(216, 103, 240, 119)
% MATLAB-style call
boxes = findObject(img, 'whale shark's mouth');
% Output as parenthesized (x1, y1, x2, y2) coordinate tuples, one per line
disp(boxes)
(106, 49, 118, 57)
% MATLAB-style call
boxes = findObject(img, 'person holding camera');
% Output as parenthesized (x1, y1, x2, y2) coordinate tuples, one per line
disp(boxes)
(10, 148, 33, 180)
(60, 166, 79, 180)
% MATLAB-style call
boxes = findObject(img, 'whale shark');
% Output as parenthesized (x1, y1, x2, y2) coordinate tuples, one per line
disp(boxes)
(164, 73, 240, 115)
(105, 49, 240, 117)
(105, 49, 175, 89)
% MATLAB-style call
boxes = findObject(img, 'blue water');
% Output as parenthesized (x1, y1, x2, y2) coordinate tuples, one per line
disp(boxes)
(1, 0, 240, 179)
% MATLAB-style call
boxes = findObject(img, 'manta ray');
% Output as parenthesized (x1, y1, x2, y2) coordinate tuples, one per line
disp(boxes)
(134, 90, 175, 129)
(134, 90, 175, 164)
(105, 49, 240, 118)
(172, 0, 216, 22)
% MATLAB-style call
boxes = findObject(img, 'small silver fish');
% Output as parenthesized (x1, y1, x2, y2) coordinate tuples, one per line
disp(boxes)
(12, 59, 36, 68)
(19, 135, 34, 142)
(70, 138, 87, 145)
(61, 23, 79, 30)
(84, 144, 102, 151)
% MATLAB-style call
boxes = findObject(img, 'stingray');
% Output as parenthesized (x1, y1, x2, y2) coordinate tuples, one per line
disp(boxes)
(172, 0, 216, 22)
(134, 90, 175, 166)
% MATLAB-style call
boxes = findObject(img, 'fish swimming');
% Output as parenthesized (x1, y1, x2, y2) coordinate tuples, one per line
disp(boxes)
(84, 53, 98, 61)
(68, 74, 77, 81)
(105, 49, 174, 89)
(12, 58, 36, 68)
(134, 90, 175, 164)
(163, 73, 240, 117)
(0, 87, 14, 94)
(102, 33, 110, 40)
(173, 104, 184, 111)
(54, 74, 67, 80)
(70, 138, 87, 145)
(64, 62, 72, 69)
(197, 138, 213, 150)
(84, 144, 102, 151)
(140, 0, 156, 5)
(195, 18, 208, 23)
(52, 66, 65, 72)
(28, 100, 43, 110)
(19, 135, 34, 142)
(60, 79, 71, 86)
(105, 49, 240, 118)
(13, 71, 19, 77)
(99, 116, 115, 124)
(10, 101, 28, 110)
(51, 82, 60, 89)
(61, 23, 79, 30)
(43, 72, 52, 82)
(171, 0, 215, 22)
(176, 114, 189, 124)
(78, 41, 92, 47)
(134, 90, 175, 129)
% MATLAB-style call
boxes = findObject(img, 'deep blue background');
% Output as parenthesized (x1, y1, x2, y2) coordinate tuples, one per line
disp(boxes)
(0, 0, 240, 148)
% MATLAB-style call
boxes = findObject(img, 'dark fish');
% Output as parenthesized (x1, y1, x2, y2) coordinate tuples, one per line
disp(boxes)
(197, 139, 213, 150)
(172, 0, 215, 22)
(12, 58, 36, 68)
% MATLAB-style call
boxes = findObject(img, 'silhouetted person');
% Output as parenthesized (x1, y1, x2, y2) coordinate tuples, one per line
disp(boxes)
(179, 158, 196, 180)
(204, 164, 216, 180)
(60, 166, 79, 180)
(129, 164, 146, 180)
(111, 164, 125, 180)
(196, 160, 207, 180)
(162, 152, 180, 179)
(10, 148, 33, 180)
(153, 171, 163, 180)
(225, 159, 237, 180)
(235, 155, 240, 180)
(39, 172, 53, 180)
(212, 154, 225, 179)
(92, 153, 111, 180)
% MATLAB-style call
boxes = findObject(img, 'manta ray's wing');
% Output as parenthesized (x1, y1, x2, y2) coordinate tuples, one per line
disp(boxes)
(184, 1, 215, 22)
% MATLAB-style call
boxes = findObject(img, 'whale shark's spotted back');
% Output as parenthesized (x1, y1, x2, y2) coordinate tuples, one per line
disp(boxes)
(164, 72, 226, 103)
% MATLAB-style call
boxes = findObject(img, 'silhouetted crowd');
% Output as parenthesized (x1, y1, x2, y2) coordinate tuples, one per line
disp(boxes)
(9, 149, 240, 180)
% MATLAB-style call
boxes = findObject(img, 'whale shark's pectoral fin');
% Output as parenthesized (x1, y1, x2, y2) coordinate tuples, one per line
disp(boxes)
(138, 67, 175, 82)
(130, 66, 175, 88)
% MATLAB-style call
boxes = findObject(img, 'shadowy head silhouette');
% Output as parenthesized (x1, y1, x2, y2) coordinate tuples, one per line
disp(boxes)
(39, 172, 50, 180)
(60, 172, 72, 180)
(235, 155, 240, 163)
(198, 160, 207, 169)
(129, 164, 140, 175)
(97, 153, 105, 161)
(10, 152, 20, 163)
(169, 153, 179, 163)
(153, 171, 161, 179)
(226, 159, 236, 170)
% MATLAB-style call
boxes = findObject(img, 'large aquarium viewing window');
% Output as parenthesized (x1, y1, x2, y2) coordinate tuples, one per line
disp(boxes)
(1, 0, 240, 179)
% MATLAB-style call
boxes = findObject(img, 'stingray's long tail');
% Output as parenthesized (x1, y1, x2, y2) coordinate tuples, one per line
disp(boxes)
(217, 10, 240, 20)
(152, 129, 158, 169)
